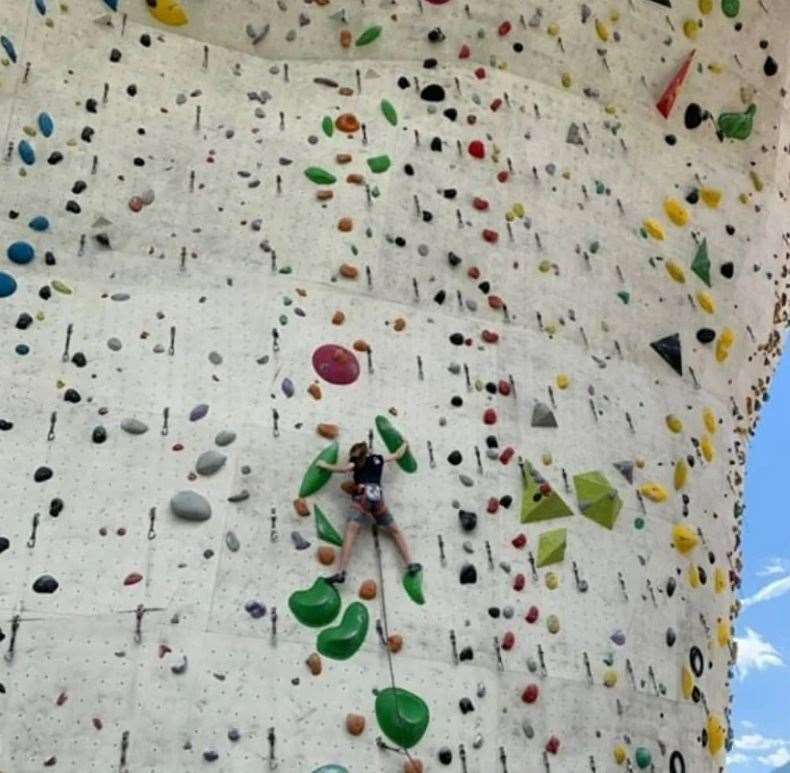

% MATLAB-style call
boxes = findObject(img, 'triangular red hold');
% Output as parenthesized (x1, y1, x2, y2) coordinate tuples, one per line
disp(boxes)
(656, 49, 695, 119)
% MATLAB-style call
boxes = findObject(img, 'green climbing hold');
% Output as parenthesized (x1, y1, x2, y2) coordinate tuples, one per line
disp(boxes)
(536, 527, 567, 567)
(721, 0, 739, 17)
(367, 155, 391, 174)
(288, 578, 341, 628)
(304, 166, 337, 185)
(635, 747, 652, 769)
(520, 461, 573, 523)
(375, 687, 430, 749)
(375, 415, 417, 473)
(355, 25, 382, 47)
(616, 291, 630, 304)
(317, 601, 369, 660)
(717, 104, 756, 140)
(691, 238, 711, 287)
(381, 99, 398, 126)
(51, 280, 73, 295)
(321, 116, 334, 138)
(299, 441, 339, 497)
(634, 517, 645, 530)
(573, 471, 622, 530)
(403, 568, 425, 605)
(315, 504, 344, 547)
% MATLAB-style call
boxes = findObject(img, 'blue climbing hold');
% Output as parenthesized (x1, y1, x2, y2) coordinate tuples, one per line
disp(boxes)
(103, 0, 119, 9)
(29, 216, 49, 232)
(7, 242, 35, 265)
(18, 140, 35, 166)
(0, 272, 18, 298)
(34, 0, 47, 15)
(1, 36, 17, 63)
(38, 112, 54, 138)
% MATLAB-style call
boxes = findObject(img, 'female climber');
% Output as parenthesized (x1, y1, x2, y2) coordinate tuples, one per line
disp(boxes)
(316, 440, 422, 585)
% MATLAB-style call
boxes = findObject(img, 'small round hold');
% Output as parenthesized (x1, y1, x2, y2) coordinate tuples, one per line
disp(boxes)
(92, 426, 107, 444)
(49, 498, 64, 517)
(438, 746, 453, 765)
(64, 388, 81, 404)
(696, 328, 716, 344)
(447, 450, 462, 465)
(34, 466, 53, 483)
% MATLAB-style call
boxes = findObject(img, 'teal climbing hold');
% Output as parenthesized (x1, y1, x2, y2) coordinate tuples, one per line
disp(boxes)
(355, 25, 382, 47)
(299, 441, 339, 497)
(304, 167, 337, 185)
(317, 601, 369, 660)
(34, 0, 47, 16)
(1, 36, 17, 63)
(18, 140, 35, 166)
(381, 99, 398, 126)
(717, 104, 756, 140)
(321, 116, 334, 138)
(103, 0, 119, 10)
(0, 272, 18, 298)
(403, 568, 425, 605)
(375, 415, 417, 473)
(37, 113, 54, 138)
(315, 504, 344, 547)
(616, 290, 630, 304)
(635, 747, 652, 769)
(375, 687, 430, 749)
(29, 216, 49, 232)
(367, 155, 391, 174)
(288, 578, 341, 628)
(7, 242, 35, 265)
(312, 767, 349, 773)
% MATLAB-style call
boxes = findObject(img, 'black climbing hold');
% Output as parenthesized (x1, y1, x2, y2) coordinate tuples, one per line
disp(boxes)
(458, 646, 473, 661)
(127, 84, 137, 97)
(92, 426, 107, 444)
(49, 498, 64, 517)
(140, 33, 151, 47)
(448, 450, 463, 466)
(685, 189, 699, 205)
(449, 333, 464, 345)
(86, 98, 98, 113)
(33, 574, 59, 593)
(0, 536, 9, 554)
(697, 566, 707, 585)
(0, 420, 13, 431)
(47, 151, 64, 165)
(65, 201, 81, 214)
(44, 251, 56, 266)
(684, 103, 703, 130)
(448, 251, 462, 267)
(458, 697, 474, 714)
(203, 750, 219, 762)
(479, 281, 491, 294)
(64, 389, 81, 403)
(689, 646, 704, 677)
(650, 333, 683, 375)
(404, 163, 414, 176)
(434, 290, 446, 305)
(458, 510, 477, 531)
(669, 751, 686, 773)
(394, 236, 406, 247)
(95, 233, 111, 248)
(459, 563, 477, 584)
(485, 381, 497, 394)
(16, 313, 33, 330)
(487, 607, 500, 618)
(692, 685, 701, 703)
(397, 75, 410, 89)
(666, 576, 676, 597)
(720, 262, 734, 279)
(443, 189, 457, 199)
(486, 435, 498, 448)
(513, 42, 524, 52)
(71, 352, 87, 367)
(34, 466, 53, 483)
(450, 396, 463, 407)
(666, 627, 676, 646)
(427, 27, 445, 43)
(39, 286, 52, 300)
(422, 210, 433, 223)
(133, 157, 145, 167)
(764, 56, 778, 77)
(109, 48, 121, 62)
(499, 495, 512, 508)
(430, 137, 442, 152)
(81, 126, 95, 142)
(645, 0, 671, 6)
(696, 328, 715, 344)
(725, 224, 735, 236)
(420, 84, 446, 102)
(665, 134, 677, 146)
(438, 747, 453, 765)
(72, 181, 87, 194)
(443, 107, 457, 121)
(423, 58, 438, 69)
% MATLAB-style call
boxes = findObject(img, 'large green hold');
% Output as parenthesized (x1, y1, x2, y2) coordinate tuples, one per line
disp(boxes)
(367, 155, 392, 174)
(536, 528, 567, 567)
(315, 504, 344, 546)
(573, 471, 622, 530)
(304, 166, 337, 185)
(355, 25, 382, 47)
(317, 602, 369, 660)
(375, 687, 430, 749)
(299, 441, 339, 497)
(717, 104, 755, 140)
(288, 578, 341, 628)
(520, 461, 573, 523)
(375, 415, 417, 473)
(403, 568, 425, 605)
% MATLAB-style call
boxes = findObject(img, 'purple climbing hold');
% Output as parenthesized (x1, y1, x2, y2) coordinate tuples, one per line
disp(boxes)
(282, 377, 295, 398)
(311, 344, 360, 386)
(244, 600, 267, 618)
(189, 403, 209, 422)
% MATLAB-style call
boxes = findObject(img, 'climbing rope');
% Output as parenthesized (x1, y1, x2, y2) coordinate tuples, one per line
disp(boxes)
(371, 525, 416, 767)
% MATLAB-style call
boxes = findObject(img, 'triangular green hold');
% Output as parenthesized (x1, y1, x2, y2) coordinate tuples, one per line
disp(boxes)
(617, 290, 630, 304)
(375, 687, 430, 749)
(574, 471, 622, 530)
(536, 528, 567, 567)
(650, 333, 682, 376)
(403, 568, 425, 605)
(520, 461, 573, 523)
(315, 504, 344, 547)
(691, 238, 711, 287)
(317, 601, 369, 660)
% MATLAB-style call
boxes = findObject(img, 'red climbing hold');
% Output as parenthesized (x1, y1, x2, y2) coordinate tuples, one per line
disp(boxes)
(425, 0, 451, 4)
(124, 572, 143, 586)
(522, 684, 539, 704)
(92, 718, 103, 730)
(129, 196, 144, 213)
(482, 229, 499, 243)
(499, 446, 515, 464)
(159, 644, 172, 658)
(656, 49, 695, 119)
(525, 606, 539, 623)
(474, 67, 486, 79)
(488, 295, 503, 310)
(490, 98, 503, 112)
(498, 20, 512, 36)
(513, 573, 525, 591)
(468, 140, 485, 159)
(511, 533, 526, 549)
(467, 266, 481, 279)
(483, 408, 497, 425)
(497, 379, 510, 395)
(546, 736, 560, 755)
(501, 631, 515, 650)
(497, 170, 509, 183)
(173, 443, 184, 451)
(487, 497, 499, 514)
(458, 44, 471, 59)
(539, 482, 552, 495)
(472, 197, 489, 211)
(481, 330, 499, 344)
(312, 343, 360, 385)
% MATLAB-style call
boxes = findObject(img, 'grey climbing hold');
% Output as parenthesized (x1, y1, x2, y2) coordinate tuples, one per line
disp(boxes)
(291, 531, 310, 550)
(215, 430, 236, 447)
(208, 351, 223, 365)
(613, 461, 634, 484)
(503, 606, 514, 619)
(225, 531, 240, 552)
(172, 656, 188, 674)
(566, 123, 584, 146)
(140, 189, 155, 205)
(459, 474, 474, 487)
(227, 490, 250, 503)
(170, 491, 212, 522)
(111, 293, 130, 301)
(121, 418, 148, 435)
(107, 337, 122, 351)
(522, 720, 535, 739)
(448, 362, 461, 375)
(531, 402, 557, 428)
(195, 450, 227, 476)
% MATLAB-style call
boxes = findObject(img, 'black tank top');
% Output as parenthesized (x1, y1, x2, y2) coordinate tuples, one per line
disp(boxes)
(353, 454, 384, 485)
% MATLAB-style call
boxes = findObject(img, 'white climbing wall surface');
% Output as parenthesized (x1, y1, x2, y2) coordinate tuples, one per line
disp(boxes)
(1, 0, 789, 770)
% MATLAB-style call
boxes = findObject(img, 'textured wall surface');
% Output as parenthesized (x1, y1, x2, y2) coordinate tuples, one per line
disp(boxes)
(1, 0, 789, 771)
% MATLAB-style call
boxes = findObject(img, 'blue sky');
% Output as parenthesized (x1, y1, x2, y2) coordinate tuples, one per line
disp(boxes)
(730, 352, 790, 772)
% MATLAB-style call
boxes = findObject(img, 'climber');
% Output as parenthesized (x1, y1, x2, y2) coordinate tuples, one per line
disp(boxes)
(316, 441, 421, 585)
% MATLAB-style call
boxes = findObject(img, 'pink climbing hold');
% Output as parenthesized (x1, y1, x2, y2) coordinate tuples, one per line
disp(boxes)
(311, 344, 360, 385)
(468, 140, 485, 159)
(425, 0, 452, 4)
(129, 196, 144, 212)
(490, 98, 503, 112)
(487, 497, 499, 513)
(124, 572, 143, 586)
(467, 266, 481, 279)
(498, 20, 512, 36)
(497, 378, 510, 395)
(497, 170, 509, 183)
(481, 330, 499, 344)
(546, 737, 560, 755)
(483, 408, 497, 425)
(474, 67, 486, 79)
(472, 197, 489, 211)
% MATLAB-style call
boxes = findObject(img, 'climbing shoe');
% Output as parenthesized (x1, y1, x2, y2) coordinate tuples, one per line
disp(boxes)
(325, 570, 347, 586)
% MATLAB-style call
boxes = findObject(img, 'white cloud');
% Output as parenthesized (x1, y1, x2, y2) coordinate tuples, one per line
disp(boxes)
(742, 575, 790, 608)
(758, 558, 790, 577)
(727, 752, 750, 765)
(735, 735, 787, 751)
(758, 746, 790, 768)
(735, 628, 785, 679)
(731, 735, 790, 770)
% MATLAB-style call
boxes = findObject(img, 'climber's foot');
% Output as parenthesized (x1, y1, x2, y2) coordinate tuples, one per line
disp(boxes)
(325, 571, 347, 586)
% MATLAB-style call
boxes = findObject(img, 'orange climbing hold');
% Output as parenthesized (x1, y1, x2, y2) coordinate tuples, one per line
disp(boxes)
(317, 423, 339, 439)
(335, 113, 360, 133)
(359, 579, 377, 600)
(393, 318, 406, 332)
(340, 30, 352, 47)
(306, 652, 322, 675)
(353, 339, 370, 352)
(332, 311, 345, 325)
(346, 173, 364, 185)
(336, 153, 353, 164)
(338, 218, 353, 232)
(346, 714, 366, 736)
(316, 190, 333, 201)
(404, 760, 424, 773)
(387, 633, 403, 653)
(308, 383, 322, 400)
(294, 498, 310, 517)
(317, 546, 336, 565)
(339, 263, 359, 279)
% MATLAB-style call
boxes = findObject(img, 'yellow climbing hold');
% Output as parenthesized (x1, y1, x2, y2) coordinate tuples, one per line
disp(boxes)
(717, 619, 731, 647)
(716, 328, 735, 362)
(708, 715, 726, 756)
(602, 670, 618, 687)
(664, 198, 689, 226)
(666, 259, 686, 283)
(703, 407, 716, 434)
(673, 523, 699, 555)
(643, 218, 665, 241)
(708, 62, 724, 74)
(547, 22, 559, 36)
(595, 19, 609, 41)
(697, 291, 715, 314)
(699, 0, 713, 12)
(556, 374, 570, 390)
(665, 414, 683, 434)
(700, 187, 722, 208)
(688, 564, 701, 588)
(701, 434, 715, 462)
(538, 260, 552, 273)
(674, 458, 688, 490)
(681, 666, 694, 699)
(561, 72, 572, 89)
(640, 483, 668, 503)
(750, 170, 764, 192)
(714, 566, 727, 593)
(147, 0, 189, 26)
(545, 572, 559, 590)
(613, 745, 627, 765)
(683, 19, 700, 40)
(512, 202, 525, 218)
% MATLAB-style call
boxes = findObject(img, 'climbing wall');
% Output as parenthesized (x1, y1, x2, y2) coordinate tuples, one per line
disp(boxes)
(1, 0, 789, 771)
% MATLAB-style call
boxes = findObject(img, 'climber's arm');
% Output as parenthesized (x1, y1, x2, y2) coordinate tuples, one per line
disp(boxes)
(383, 442, 408, 463)
(316, 461, 355, 473)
